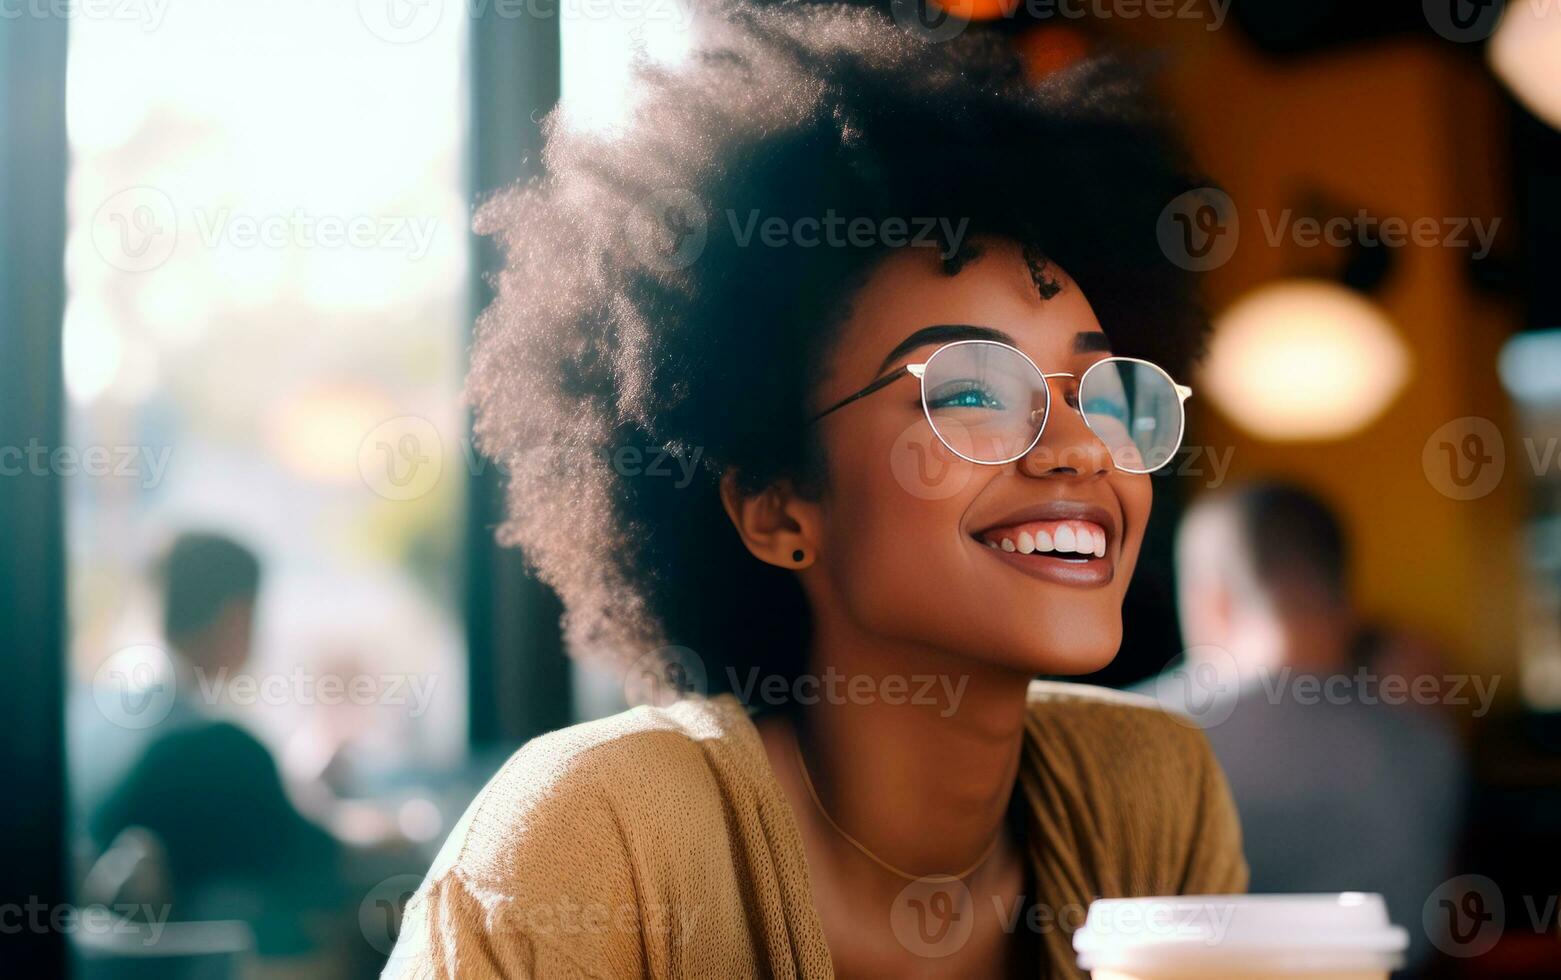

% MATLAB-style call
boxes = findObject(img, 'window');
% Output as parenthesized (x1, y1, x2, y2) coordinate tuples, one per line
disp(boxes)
(65, 1, 469, 860)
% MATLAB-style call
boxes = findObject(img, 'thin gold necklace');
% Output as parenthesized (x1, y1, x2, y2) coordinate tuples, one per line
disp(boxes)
(790, 725, 1002, 883)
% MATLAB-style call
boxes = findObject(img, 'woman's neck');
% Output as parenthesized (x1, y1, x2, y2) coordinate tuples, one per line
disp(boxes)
(788, 624, 1035, 881)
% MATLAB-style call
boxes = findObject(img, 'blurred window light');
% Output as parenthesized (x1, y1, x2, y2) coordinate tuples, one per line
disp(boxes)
(1201, 280, 1411, 440)
(64, 1, 470, 788)
(559, 0, 695, 132)
(62, 298, 124, 404)
(263, 383, 400, 486)
(1500, 328, 1561, 709)
(1498, 328, 1561, 404)
(1489, 0, 1561, 130)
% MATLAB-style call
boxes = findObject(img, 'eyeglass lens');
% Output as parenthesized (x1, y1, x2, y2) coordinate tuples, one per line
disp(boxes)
(919, 343, 1183, 471)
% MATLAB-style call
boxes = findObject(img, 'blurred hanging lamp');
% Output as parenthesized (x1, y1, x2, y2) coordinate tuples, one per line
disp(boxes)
(1201, 195, 1411, 441)
(1489, 0, 1561, 130)
(1203, 280, 1409, 440)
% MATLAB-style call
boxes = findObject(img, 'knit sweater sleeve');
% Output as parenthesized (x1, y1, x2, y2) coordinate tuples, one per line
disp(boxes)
(1177, 719, 1249, 895)
(1020, 681, 1249, 979)
(384, 867, 612, 980)
(382, 727, 650, 980)
(381, 699, 794, 980)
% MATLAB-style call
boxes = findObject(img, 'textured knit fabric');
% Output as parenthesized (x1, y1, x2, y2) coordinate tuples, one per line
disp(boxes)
(384, 680, 1247, 979)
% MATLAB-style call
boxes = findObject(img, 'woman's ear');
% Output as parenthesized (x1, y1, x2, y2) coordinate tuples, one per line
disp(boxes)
(719, 469, 821, 569)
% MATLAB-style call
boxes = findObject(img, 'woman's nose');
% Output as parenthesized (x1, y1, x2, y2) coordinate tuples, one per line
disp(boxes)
(1018, 379, 1113, 477)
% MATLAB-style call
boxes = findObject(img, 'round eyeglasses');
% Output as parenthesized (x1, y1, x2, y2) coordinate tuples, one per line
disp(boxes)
(811, 339, 1192, 473)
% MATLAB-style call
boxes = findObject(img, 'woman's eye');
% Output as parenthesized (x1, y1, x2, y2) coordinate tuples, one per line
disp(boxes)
(928, 383, 1005, 410)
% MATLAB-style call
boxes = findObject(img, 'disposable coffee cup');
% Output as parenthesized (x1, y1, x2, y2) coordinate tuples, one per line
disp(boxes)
(1073, 893, 1407, 980)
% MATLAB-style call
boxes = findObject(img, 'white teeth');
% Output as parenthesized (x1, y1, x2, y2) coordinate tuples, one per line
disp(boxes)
(1054, 525, 1076, 552)
(1077, 527, 1097, 555)
(985, 523, 1107, 559)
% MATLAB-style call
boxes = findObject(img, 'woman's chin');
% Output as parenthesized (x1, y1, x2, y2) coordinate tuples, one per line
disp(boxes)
(1014, 636, 1121, 678)
(935, 635, 1120, 682)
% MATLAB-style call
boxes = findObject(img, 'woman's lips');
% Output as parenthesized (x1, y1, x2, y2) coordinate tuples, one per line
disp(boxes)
(973, 519, 1114, 588)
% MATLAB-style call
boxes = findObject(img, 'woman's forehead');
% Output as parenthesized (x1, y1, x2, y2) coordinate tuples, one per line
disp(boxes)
(833, 244, 1105, 370)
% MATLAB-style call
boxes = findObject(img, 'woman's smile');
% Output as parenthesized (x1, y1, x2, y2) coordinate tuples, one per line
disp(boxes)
(972, 501, 1119, 588)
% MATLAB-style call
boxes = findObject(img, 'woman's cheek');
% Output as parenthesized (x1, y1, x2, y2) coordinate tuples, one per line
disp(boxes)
(825, 428, 982, 627)
(1112, 471, 1153, 586)
(883, 417, 983, 503)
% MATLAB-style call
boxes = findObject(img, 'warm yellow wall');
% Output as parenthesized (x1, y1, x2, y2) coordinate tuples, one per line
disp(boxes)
(1105, 24, 1525, 686)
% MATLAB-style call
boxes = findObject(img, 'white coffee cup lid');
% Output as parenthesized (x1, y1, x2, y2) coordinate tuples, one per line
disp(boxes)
(1073, 893, 1409, 973)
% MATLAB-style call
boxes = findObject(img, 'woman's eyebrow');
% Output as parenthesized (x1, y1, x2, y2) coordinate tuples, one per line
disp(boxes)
(874, 324, 1017, 374)
(874, 325, 1113, 373)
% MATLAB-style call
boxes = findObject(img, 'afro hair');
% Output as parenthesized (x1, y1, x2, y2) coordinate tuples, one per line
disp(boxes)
(468, 1, 1209, 700)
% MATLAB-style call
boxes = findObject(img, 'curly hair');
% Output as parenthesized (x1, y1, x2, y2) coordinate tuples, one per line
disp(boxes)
(469, 1, 1209, 700)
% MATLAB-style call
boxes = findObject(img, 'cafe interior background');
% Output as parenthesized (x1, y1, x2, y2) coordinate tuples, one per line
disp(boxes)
(2, 0, 1559, 976)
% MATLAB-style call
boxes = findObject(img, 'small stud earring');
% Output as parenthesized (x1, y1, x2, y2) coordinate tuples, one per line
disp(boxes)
(792, 549, 805, 563)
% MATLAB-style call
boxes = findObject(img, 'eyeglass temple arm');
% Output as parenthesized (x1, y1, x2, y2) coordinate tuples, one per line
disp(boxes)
(810, 364, 920, 422)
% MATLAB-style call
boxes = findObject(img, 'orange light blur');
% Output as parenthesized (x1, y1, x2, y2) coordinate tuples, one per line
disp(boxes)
(1015, 25, 1092, 82)
(929, 0, 1021, 22)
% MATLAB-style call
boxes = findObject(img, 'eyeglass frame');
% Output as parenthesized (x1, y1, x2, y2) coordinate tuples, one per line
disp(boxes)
(809, 339, 1193, 473)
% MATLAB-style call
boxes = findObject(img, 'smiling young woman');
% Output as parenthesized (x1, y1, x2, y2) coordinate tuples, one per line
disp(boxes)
(386, 5, 1246, 978)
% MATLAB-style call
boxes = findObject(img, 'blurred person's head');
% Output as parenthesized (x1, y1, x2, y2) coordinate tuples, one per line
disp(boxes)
(469, 5, 1209, 702)
(159, 532, 262, 674)
(1175, 482, 1352, 676)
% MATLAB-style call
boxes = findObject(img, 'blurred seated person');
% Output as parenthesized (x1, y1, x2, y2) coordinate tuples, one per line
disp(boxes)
(1154, 482, 1466, 971)
(75, 532, 346, 958)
